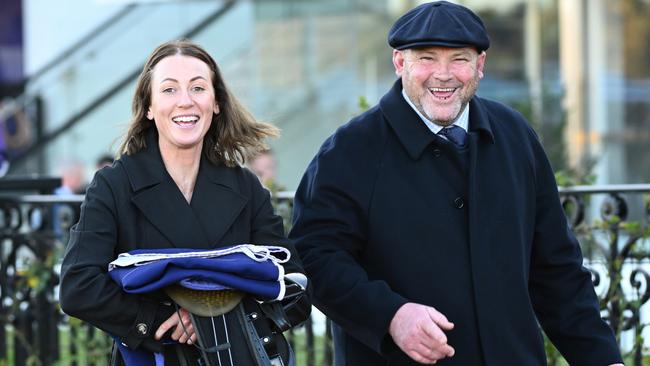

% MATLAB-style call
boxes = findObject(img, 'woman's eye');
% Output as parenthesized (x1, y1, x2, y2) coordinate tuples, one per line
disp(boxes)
(162, 87, 175, 93)
(191, 86, 206, 92)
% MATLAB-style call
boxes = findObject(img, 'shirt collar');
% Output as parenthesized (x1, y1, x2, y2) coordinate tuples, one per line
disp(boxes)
(401, 88, 469, 134)
(379, 79, 494, 162)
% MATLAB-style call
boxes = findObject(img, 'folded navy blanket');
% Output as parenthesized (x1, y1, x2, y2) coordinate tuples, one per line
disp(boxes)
(108, 244, 291, 301)
(107, 244, 292, 366)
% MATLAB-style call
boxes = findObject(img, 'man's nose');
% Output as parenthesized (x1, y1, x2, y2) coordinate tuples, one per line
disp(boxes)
(432, 62, 452, 81)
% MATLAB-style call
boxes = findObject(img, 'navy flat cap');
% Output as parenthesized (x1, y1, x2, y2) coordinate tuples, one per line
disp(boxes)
(388, 1, 490, 51)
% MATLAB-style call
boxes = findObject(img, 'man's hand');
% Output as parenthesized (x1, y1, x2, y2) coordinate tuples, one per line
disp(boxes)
(389, 302, 455, 364)
(154, 308, 197, 345)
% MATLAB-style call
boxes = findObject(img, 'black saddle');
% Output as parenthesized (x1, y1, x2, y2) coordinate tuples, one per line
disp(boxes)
(176, 274, 309, 366)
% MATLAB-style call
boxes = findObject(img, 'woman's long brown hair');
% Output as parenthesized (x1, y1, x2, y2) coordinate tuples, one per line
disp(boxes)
(118, 39, 278, 167)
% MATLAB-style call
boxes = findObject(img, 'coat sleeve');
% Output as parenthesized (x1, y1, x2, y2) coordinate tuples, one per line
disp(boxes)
(289, 134, 408, 355)
(59, 170, 173, 352)
(243, 168, 312, 326)
(527, 134, 622, 365)
(243, 167, 303, 275)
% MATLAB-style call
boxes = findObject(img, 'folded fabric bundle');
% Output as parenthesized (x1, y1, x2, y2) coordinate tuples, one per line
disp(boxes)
(108, 244, 291, 301)
(107, 244, 293, 366)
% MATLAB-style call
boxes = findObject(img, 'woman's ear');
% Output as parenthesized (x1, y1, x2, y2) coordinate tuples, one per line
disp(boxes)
(146, 109, 153, 120)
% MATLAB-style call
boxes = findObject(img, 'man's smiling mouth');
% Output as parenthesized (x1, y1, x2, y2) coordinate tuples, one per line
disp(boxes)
(429, 87, 457, 101)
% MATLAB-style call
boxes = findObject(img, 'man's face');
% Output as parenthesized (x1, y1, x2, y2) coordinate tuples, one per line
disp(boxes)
(250, 153, 276, 185)
(393, 46, 486, 126)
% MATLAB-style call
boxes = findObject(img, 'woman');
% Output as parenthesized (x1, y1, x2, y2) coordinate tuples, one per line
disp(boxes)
(59, 40, 308, 366)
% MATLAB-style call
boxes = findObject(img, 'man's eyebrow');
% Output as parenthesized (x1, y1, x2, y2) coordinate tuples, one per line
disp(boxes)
(451, 50, 473, 57)
(409, 49, 436, 57)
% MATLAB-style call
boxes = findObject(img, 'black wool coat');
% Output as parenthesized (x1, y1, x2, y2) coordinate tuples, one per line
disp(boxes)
(290, 80, 621, 366)
(60, 130, 304, 365)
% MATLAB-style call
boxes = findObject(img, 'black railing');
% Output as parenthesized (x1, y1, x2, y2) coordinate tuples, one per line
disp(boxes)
(0, 184, 331, 366)
(0, 183, 648, 365)
(557, 184, 650, 365)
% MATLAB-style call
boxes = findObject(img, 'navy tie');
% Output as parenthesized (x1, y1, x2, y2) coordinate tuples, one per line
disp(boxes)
(438, 125, 467, 147)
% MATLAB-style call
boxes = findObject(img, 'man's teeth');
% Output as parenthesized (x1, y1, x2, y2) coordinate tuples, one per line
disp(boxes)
(430, 88, 455, 92)
(172, 116, 199, 123)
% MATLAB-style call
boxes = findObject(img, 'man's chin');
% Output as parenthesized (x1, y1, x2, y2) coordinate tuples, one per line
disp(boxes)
(425, 112, 460, 126)
(423, 105, 460, 124)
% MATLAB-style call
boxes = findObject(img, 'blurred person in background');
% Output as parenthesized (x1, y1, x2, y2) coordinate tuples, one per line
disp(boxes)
(0, 132, 9, 177)
(52, 159, 87, 237)
(248, 148, 277, 187)
(55, 159, 87, 195)
(95, 153, 114, 170)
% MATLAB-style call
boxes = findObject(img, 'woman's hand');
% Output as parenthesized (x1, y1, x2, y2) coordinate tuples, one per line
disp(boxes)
(154, 307, 197, 345)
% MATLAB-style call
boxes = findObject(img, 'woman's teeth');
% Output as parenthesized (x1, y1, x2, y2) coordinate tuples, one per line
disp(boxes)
(172, 116, 199, 125)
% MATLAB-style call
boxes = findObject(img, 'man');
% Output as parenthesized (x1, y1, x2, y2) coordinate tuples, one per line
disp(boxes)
(56, 159, 87, 195)
(289, 1, 623, 365)
(249, 148, 277, 186)
(95, 153, 115, 170)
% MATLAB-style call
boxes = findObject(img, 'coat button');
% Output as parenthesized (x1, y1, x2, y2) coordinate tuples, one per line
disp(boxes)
(454, 197, 464, 209)
(432, 148, 442, 157)
(136, 323, 148, 335)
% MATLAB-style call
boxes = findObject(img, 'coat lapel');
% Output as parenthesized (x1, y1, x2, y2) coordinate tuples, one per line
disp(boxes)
(189, 156, 248, 248)
(131, 178, 211, 247)
(467, 97, 496, 238)
(380, 79, 437, 161)
(120, 129, 247, 249)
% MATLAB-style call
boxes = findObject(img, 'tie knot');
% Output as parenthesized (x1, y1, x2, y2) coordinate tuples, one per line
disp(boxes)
(438, 125, 467, 147)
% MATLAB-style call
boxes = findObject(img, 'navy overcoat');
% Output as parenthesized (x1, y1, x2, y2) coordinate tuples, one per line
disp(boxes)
(290, 80, 621, 365)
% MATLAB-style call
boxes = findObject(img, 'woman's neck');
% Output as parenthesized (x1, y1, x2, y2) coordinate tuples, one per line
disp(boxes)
(159, 142, 202, 203)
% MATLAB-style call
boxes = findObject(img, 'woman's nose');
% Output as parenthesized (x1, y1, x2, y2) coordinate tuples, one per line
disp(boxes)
(177, 90, 193, 107)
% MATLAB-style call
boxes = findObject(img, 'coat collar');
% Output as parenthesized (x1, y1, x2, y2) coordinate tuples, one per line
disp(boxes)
(379, 79, 495, 160)
(118, 129, 247, 249)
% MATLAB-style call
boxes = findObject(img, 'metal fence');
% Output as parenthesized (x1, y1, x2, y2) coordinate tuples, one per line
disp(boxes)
(1, 180, 649, 365)
(556, 184, 650, 365)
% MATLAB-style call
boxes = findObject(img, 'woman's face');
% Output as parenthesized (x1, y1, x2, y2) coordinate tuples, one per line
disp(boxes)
(147, 54, 219, 154)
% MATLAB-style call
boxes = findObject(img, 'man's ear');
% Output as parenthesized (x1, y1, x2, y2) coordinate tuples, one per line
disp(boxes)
(476, 51, 487, 79)
(392, 49, 406, 77)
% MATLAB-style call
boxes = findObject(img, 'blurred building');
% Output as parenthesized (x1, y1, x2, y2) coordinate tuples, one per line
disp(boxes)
(1, 0, 649, 189)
